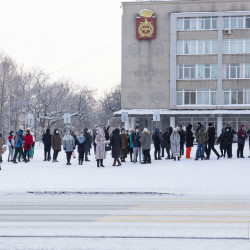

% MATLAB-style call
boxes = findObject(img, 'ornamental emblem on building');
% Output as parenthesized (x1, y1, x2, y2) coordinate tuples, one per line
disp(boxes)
(136, 9, 156, 40)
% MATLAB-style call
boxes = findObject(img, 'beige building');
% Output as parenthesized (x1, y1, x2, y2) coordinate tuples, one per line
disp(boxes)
(116, 0, 250, 134)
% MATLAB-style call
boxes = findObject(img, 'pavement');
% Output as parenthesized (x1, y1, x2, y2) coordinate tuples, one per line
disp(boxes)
(0, 194, 250, 249)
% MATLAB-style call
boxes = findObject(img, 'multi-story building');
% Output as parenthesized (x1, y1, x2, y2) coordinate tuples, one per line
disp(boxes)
(116, 0, 250, 134)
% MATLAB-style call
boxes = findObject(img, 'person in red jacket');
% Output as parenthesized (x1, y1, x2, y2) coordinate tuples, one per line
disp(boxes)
(24, 129, 33, 161)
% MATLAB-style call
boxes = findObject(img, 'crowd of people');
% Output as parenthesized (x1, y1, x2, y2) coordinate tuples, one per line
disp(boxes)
(0, 122, 250, 169)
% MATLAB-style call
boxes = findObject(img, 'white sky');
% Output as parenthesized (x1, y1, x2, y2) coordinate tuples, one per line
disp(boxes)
(0, 0, 122, 92)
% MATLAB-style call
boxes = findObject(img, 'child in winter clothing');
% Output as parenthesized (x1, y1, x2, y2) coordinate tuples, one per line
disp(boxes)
(7, 131, 14, 162)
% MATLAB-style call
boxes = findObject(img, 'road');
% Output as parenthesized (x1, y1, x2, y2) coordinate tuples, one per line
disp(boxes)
(0, 194, 249, 249)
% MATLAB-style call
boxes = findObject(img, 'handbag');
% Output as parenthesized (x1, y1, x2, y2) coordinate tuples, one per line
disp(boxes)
(105, 143, 111, 151)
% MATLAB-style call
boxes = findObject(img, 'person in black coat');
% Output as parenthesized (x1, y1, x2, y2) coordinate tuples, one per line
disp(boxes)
(77, 132, 86, 165)
(84, 128, 91, 161)
(165, 127, 173, 159)
(110, 128, 122, 166)
(178, 125, 186, 156)
(217, 129, 227, 157)
(104, 126, 110, 141)
(224, 124, 235, 158)
(185, 124, 194, 159)
(152, 128, 163, 160)
(205, 123, 220, 160)
(162, 129, 169, 158)
(42, 128, 52, 161)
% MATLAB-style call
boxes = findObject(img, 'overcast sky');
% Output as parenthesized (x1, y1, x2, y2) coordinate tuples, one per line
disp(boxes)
(0, 0, 122, 92)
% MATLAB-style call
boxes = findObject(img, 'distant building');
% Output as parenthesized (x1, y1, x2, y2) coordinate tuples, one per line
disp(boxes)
(116, 0, 250, 134)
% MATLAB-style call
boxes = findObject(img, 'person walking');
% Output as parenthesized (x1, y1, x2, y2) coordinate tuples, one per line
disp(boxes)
(77, 132, 85, 165)
(131, 127, 142, 163)
(7, 131, 14, 162)
(51, 129, 62, 162)
(170, 128, 181, 161)
(95, 128, 106, 167)
(42, 128, 52, 161)
(237, 125, 247, 158)
(13, 130, 27, 163)
(152, 128, 163, 160)
(205, 123, 220, 160)
(84, 128, 91, 161)
(121, 128, 128, 162)
(63, 131, 75, 165)
(195, 126, 208, 160)
(140, 128, 151, 164)
(110, 128, 122, 166)
(185, 124, 194, 159)
(23, 129, 33, 162)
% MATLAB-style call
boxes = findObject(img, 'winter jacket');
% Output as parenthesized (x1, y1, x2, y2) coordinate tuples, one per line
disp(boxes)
(110, 128, 122, 158)
(7, 135, 14, 147)
(129, 133, 134, 148)
(121, 134, 129, 150)
(217, 130, 227, 149)
(224, 126, 234, 145)
(104, 126, 110, 140)
(42, 129, 51, 146)
(178, 128, 186, 148)
(152, 128, 163, 145)
(95, 131, 106, 160)
(170, 131, 180, 155)
(131, 132, 141, 147)
(162, 130, 168, 148)
(77, 136, 86, 153)
(140, 131, 151, 150)
(51, 130, 62, 151)
(0, 137, 3, 157)
(185, 124, 194, 148)
(84, 131, 91, 149)
(63, 134, 75, 153)
(237, 126, 247, 144)
(196, 128, 208, 144)
(24, 133, 33, 151)
(207, 126, 216, 146)
(15, 130, 24, 148)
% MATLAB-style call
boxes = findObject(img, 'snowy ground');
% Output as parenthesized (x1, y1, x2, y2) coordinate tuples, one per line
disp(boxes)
(0, 143, 250, 196)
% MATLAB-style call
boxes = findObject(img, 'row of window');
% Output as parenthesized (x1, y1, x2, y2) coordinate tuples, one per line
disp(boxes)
(177, 16, 250, 31)
(176, 89, 250, 105)
(178, 64, 250, 79)
(177, 39, 250, 55)
(178, 64, 217, 80)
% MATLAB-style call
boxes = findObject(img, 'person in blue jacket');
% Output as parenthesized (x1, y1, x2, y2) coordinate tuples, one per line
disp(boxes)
(13, 130, 27, 163)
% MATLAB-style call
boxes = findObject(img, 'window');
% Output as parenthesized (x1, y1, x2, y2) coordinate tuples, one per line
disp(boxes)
(246, 16, 250, 28)
(177, 40, 217, 55)
(223, 64, 250, 79)
(177, 17, 218, 31)
(179, 64, 217, 79)
(224, 16, 244, 29)
(223, 89, 250, 105)
(223, 39, 250, 54)
(177, 90, 217, 105)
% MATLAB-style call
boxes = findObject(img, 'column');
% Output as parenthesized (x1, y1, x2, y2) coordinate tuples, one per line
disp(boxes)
(125, 119, 129, 131)
(130, 117, 136, 131)
(217, 116, 223, 136)
(170, 117, 175, 128)
(217, 16, 223, 105)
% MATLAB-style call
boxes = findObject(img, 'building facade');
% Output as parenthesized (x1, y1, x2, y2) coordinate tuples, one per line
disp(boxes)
(117, 0, 250, 134)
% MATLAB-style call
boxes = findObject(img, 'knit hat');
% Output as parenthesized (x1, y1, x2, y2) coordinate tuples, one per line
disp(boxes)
(208, 123, 213, 126)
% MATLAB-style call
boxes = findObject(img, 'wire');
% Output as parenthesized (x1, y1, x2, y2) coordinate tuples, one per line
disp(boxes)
(49, 40, 120, 75)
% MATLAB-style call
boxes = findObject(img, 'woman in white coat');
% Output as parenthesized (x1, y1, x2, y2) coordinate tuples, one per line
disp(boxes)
(95, 129, 106, 167)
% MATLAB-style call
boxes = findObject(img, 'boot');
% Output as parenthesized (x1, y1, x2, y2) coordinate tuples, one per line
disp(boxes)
(97, 159, 100, 167)
(112, 159, 117, 166)
(117, 158, 122, 166)
(100, 159, 105, 167)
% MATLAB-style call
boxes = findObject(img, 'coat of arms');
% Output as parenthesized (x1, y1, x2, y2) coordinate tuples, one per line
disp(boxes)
(136, 9, 156, 40)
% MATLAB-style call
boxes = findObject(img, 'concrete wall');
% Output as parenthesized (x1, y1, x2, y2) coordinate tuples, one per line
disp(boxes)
(121, 0, 250, 110)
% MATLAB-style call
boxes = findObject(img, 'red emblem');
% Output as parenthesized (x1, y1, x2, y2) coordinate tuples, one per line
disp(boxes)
(136, 17, 156, 40)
